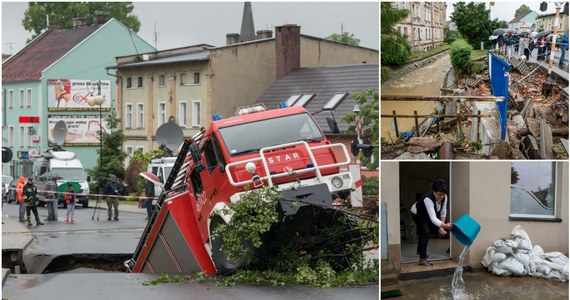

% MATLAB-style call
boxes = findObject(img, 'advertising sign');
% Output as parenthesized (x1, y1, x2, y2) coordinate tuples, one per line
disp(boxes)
(48, 115, 109, 147)
(47, 79, 112, 111)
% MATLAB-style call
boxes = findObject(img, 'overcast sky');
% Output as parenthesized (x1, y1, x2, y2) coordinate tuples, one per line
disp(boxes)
(2, 1, 379, 55)
(446, 1, 559, 22)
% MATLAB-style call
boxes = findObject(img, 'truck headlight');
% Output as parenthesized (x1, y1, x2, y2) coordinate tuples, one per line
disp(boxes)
(330, 176, 344, 189)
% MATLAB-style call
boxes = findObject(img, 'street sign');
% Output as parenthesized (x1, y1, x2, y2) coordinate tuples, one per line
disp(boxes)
(17, 151, 29, 159)
(19, 116, 39, 123)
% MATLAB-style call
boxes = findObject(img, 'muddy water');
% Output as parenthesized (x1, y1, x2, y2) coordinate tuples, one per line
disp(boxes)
(381, 53, 451, 139)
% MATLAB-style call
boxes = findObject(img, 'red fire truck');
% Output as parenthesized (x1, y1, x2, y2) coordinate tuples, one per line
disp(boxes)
(125, 104, 354, 275)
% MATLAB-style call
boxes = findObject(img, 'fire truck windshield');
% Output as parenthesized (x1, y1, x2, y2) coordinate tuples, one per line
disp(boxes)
(219, 113, 324, 156)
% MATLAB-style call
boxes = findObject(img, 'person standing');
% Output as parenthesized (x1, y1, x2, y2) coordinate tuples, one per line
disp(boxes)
(144, 179, 155, 220)
(522, 34, 531, 60)
(43, 176, 58, 221)
(560, 33, 568, 69)
(105, 174, 124, 221)
(16, 176, 26, 222)
(64, 184, 76, 223)
(23, 177, 44, 227)
(410, 179, 452, 266)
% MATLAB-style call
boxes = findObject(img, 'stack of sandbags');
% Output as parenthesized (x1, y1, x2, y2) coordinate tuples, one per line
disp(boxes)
(481, 225, 569, 282)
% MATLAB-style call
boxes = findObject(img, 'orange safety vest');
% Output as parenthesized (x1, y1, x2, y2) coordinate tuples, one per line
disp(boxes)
(16, 176, 25, 203)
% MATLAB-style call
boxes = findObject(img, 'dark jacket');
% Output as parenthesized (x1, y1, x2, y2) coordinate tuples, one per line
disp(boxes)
(144, 180, 155, 198)
(105, 180, 124, 197)
(414, 191, 442, 224)
(23, 182, 38, 206)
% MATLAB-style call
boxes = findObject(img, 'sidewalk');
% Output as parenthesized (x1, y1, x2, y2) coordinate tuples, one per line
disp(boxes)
(2, 216, 32, 282)
(512, 48, 569, 81)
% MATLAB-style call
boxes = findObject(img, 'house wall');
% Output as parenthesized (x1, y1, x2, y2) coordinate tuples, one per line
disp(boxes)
(392, 2, 447, 52)
(381, 161, 569, 274)
(536, 13, 569, 33)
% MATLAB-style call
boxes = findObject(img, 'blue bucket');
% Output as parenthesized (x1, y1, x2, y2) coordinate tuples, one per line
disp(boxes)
(451, 214, 481, 246)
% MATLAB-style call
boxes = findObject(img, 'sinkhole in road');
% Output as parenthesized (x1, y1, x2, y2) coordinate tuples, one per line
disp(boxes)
(41, 254, 132, 274)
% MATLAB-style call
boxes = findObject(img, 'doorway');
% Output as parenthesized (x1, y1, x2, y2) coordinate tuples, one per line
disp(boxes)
(399, 162, 450, 263)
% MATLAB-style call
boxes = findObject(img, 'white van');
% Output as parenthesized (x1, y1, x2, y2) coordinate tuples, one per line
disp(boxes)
(147, 156, 176, 197)
(33, 150, 90, 208)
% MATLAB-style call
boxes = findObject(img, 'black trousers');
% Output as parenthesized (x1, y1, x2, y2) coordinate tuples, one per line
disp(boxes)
(411, 212, 432, 259)
(26, 205, 41, 224)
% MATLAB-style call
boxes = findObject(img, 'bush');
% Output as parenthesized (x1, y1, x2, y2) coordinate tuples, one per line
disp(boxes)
(381, 66, 391, 83)
(444, 27, 463, 44)
(381, 34, 411, 66)
(470, 61, 488, 75)
(450, 39, 473, 75)
(362, 176, 379, 195)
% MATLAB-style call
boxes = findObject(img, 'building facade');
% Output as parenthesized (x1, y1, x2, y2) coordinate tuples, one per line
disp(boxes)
(536, 12, 569, 33)
(508, 11, 539, 33)
(392, 2, 447, 51)
(114, 25, 378, 165)
(381, 161, 568, 279)
(2, 17, 155, 177)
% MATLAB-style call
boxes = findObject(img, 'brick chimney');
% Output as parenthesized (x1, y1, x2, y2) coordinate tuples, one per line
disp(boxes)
(95, 13, 110, 25)
(256, 30, 272, 39)
(72, 17, 88, 28)
(226, 33, 240, 45)
(275, 24, 301, 79)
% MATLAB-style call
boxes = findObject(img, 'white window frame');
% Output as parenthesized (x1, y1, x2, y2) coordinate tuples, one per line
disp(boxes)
(26, 126, 33, 147)
(192, 100, 201, 127)
(159, 102, 167, 125)
(19, 126, 25, 148)
(179, 101, 187, 128)
(8, 90, 14, 109)
(137, 146, 144, 153)
(26, 88, 32, 107)
(137, 103, 144, 128)
(126, 104, 133, 129)
(19, 89, 24, 108)
(9, 126, 14, 147)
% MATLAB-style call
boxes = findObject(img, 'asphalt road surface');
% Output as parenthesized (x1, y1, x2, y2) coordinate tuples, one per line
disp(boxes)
(2, 201, 379, 299)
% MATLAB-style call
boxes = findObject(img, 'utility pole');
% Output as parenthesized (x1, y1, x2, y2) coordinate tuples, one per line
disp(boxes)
(547, 2, 562, 76)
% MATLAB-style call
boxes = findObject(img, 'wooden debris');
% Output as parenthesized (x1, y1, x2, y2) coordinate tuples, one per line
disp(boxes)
(407, 137, 442, 153)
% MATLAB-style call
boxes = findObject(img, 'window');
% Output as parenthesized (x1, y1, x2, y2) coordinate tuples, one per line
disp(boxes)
(126, 104, 133, 128)
(137, 146, 144, 153)
(404, 27, 408, 37)
(8, 90, 13, 109)
(126, 77, 132, 88)
(27, 126, 33, 147)
(295, 94, 314, 107)
(159, 102, 166, 125)
(193, 72, 200, 84)
(180, 73, 187, 85)
(26, 89, 32, 107)
(125, 146, 133, 165)
(19, 90, 24, 107)
(192, 100, 201, 127)
(158, 74, 165, 87)
(19, 126, 25, 148)
(179, 101, 187, 127)
(323, 93, 347, 110)
(137, 104, 144, 128)
(137, 76, 143, 88)
(285, 95, 301, 106)
(510, 162, 556, 219)
(9, 126, 14, 147)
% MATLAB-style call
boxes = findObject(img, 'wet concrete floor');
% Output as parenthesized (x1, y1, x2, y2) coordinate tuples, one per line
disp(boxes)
(384, 270, 568, 299)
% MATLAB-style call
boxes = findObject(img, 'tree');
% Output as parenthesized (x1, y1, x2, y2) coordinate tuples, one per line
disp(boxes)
(380, 2, 411, 66)
(342, 89, 379, 170)
(23, 2, 140, 42)
(451, 2, 493, 48)
(514, 4, 531, 17)
(325, 32, 361, 46)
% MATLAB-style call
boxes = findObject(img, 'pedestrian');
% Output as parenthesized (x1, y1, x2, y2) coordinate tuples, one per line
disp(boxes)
(23, 177, 44, 227)
(559, 33, 568, 69)
(522, 34, 531, 60)
(410, 179, 452, 266)
(144, 179, 155, 220)
(64, 184, 76, 223)
(16, 176, 26, 222)
(513, 34, 520, 55)
(497, 34, 506, 54)
(538, 36, 545, 60)
(105, 174, 124, 221)
(43, 176, 58, 221)
(506, 32, 513, 58)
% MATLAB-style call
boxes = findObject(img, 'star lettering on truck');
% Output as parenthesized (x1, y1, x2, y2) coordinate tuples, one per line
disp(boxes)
(267, 153, 300, 164)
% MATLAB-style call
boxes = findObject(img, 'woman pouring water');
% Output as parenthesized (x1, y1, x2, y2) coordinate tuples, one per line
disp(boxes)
(411, 179, 453, 266)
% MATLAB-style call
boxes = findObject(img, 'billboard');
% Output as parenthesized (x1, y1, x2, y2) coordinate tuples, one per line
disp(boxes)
(48, 115, 109, 147)
(47, 79, 112, 111)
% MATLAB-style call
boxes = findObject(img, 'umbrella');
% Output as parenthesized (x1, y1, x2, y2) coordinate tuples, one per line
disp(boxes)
(57, 181, 82, 193)
(535, 30, 553, 39)
(39, 172, 63, 180)
(492, 28, 507, 36)
(139, 172, 162, 186)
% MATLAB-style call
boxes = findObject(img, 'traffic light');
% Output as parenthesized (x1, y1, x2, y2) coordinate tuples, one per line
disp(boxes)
(361, 139, 373, 158)
(2, 147, 13, 163)
(351, 138, 360, 157)
(540, 2, 548, 12)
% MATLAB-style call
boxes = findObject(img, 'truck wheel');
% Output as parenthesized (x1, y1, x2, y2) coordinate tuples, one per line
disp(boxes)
(210, 217, 251, 275)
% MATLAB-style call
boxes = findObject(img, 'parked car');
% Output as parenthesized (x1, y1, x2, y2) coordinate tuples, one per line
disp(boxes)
(6, 178, 18, 203)
(2, 175, 13, 203)
(511, 185, 554, 216)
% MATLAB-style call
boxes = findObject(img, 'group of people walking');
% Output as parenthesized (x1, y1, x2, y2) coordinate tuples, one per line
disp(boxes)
(495, 31, 568, 69)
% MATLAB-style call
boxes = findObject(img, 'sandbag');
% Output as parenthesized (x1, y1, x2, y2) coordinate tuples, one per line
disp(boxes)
(499, 257, 525, 275)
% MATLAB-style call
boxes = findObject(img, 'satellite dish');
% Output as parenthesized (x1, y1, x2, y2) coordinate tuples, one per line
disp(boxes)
(53, 120, 68, 146)
(155, 121, 183, 154)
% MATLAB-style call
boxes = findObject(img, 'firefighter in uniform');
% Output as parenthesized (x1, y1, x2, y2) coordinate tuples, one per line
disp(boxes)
(23, 177, 44, 227)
